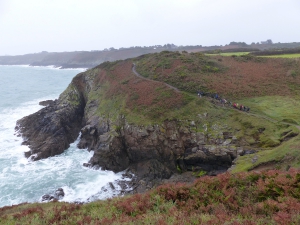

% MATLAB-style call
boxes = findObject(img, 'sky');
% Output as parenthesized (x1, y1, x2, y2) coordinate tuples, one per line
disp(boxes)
(0, 0, 300, 55)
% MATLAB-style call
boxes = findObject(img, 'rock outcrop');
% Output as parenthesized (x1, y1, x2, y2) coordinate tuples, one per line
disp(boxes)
(42, 188, 65, 202)
(16, 73, 86, 160)
(16, 64, 246, 192)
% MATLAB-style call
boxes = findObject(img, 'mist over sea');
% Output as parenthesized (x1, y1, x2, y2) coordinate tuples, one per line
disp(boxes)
(0, 65, 128, 207)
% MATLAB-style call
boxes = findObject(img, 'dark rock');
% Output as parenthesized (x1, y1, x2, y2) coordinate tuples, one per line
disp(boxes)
(41, 194, 52, 201)
(83, 163, 92, 167)
(39, 100, 54, 106)
(55, 188, 65, 199)
(244, 149, 256, 155)
(16, 73, 87, 160)
(109, 182, 115, 190)
(92, 165, 100, 170)
(41, 188, 65, 202)
(177, 157, 187, 172)
(223, 132, 233, 139)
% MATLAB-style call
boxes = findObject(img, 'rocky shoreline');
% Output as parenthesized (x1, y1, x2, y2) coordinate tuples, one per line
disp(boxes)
(16, 65, 252, 195)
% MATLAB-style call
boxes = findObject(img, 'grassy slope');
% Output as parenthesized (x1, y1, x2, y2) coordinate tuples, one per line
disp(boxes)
(1, 169, 300, 224)
(2, 52, 300, 223)
(261, 53, 300, 58)
(81, 52, 300, 170)
(206, 52, 250, 56)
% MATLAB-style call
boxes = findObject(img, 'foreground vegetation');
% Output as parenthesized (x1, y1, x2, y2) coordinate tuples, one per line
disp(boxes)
(1, 169, 300, 224)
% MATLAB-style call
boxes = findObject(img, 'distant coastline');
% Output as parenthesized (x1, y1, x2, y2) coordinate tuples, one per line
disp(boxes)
(1, 42, 299, 69)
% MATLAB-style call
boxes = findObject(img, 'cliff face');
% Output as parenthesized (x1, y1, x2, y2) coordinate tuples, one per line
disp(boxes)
(15, 60, 248, 192)
(16, 73, 87, 160)
(16, 56, 298, 192)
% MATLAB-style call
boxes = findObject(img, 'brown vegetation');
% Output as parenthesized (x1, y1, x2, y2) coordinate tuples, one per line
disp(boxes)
(96, 60, 184, 117)
(135, 51, 300, 99)
(1, 169, 300, 224)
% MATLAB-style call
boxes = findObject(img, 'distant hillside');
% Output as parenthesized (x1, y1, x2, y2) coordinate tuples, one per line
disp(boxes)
(1, 42, 299, 68)
(135, 51, 300, 99)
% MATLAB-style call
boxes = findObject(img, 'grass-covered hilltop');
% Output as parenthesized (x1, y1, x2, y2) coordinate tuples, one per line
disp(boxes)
(5, 51, 300, 224)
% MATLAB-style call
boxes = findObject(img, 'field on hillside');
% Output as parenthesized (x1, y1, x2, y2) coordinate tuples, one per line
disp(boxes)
(206, 52, 249, 56)
(135, 51, 300, 100)
(260, 53, 300, 58)
(238, 96, 300, 125)
(231, 95, 300, 173)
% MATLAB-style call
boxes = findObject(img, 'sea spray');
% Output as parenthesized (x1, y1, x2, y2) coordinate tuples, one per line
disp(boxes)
(0, 65, 130, 207)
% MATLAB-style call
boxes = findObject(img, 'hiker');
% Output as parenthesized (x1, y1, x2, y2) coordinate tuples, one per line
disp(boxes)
(197, 91, 201, 97)
(233, 103, 237, 108)
(215, 93, 218, 99)
(240, 105, 244, 111)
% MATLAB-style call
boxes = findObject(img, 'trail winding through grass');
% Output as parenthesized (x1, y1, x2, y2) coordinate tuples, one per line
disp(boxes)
(132, 63, 179, 92)
(132, 63, 300, 132)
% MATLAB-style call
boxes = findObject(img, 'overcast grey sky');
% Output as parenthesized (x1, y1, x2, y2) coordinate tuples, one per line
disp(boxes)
(0, 0, 299, 55)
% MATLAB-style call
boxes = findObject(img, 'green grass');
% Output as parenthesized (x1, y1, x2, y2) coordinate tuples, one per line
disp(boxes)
(206, 52, 250, 56)
(231, 135, 300, 173)
(260, 53, 300, 58)
(230, 95, 300, 172)
(237, 96, 300, 125)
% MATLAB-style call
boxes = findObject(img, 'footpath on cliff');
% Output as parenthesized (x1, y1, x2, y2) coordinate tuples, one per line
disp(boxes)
(132, 63, 300, 132)
(15, 58, 300, 198)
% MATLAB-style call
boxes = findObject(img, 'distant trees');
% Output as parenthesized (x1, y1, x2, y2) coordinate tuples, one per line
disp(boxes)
(229, 41, 248, 47)
(260, 39, 273, 44)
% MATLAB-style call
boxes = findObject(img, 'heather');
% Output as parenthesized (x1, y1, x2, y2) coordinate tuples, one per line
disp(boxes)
(1, 169, 300, 224)
(135, 51, 300, 99)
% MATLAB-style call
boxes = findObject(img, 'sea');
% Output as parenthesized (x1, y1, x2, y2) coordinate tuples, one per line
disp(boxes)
(0, 65, 129, 208)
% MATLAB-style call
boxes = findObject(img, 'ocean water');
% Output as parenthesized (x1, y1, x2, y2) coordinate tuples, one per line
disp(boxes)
(0, 65, 129, 207)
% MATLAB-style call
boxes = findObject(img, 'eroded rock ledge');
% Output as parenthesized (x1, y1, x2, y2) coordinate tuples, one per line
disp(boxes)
(16, 69, 247, 193)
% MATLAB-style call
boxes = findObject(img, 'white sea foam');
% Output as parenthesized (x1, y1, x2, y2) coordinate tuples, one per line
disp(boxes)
(0, 66, 128, 207)
(30, 65, 87, 71)
(0, 64, 87, 71)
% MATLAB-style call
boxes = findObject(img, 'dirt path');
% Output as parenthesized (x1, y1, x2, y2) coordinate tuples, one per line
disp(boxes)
(132, 63, 179, 93)
(132, 63, 300, 132)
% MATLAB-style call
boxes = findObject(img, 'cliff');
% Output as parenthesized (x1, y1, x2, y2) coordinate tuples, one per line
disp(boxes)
(16, 52, 300, 192)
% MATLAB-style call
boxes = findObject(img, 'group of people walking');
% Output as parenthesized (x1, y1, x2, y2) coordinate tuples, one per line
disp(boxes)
(197, 91, 250, 112)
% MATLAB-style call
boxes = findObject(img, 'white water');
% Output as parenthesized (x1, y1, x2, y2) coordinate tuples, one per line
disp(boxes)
(0, 65, 130, 207)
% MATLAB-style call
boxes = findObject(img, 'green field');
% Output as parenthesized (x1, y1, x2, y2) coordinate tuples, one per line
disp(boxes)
(238, 96, 300, 125)
(231, 95, 300, 172)
(260, 53, 300, 58)
(206, 52, 249, 56)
